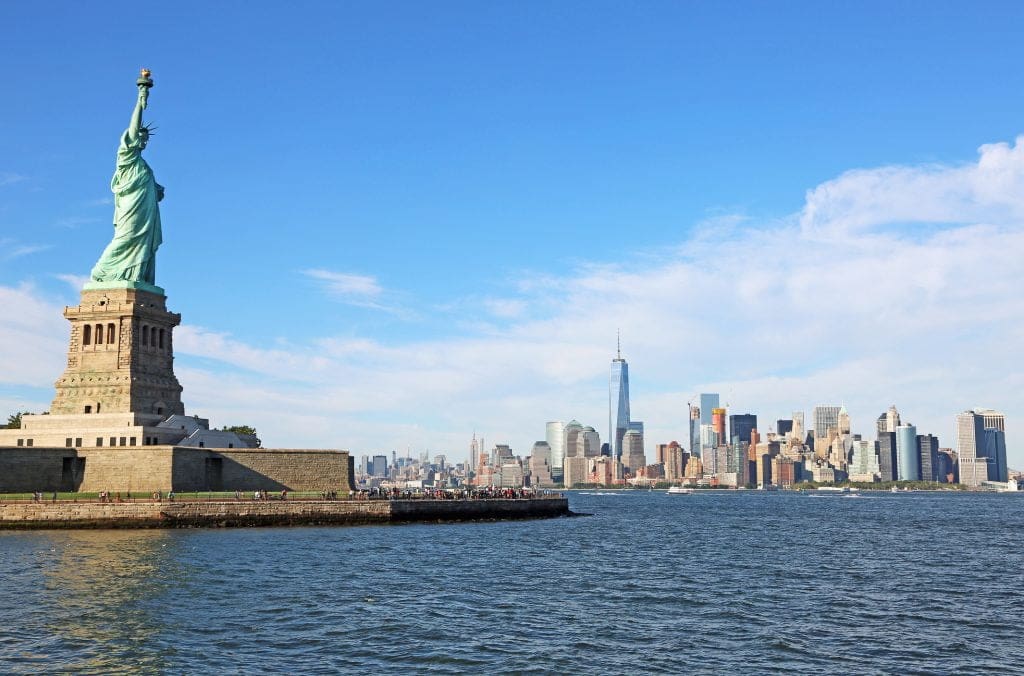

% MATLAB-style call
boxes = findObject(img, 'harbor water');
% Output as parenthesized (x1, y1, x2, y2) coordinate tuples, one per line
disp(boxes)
(1, 490, 1022, 673)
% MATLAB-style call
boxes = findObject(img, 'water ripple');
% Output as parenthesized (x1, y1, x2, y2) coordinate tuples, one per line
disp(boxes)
(2, 492, 1024, 672)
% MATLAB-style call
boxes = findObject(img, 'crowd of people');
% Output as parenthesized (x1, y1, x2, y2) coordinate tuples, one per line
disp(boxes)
(355, 486, 550, 500)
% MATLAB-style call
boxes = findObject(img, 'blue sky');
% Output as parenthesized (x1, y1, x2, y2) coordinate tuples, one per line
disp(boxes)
(2, 2, 1023, 465)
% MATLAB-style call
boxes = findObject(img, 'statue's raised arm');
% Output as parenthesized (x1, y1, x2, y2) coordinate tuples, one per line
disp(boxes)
(126, 69, 151, 145)
(86, 69, 164, 291)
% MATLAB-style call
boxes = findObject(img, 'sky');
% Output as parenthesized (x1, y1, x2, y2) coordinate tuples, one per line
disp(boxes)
(1, 1, 1023, 466)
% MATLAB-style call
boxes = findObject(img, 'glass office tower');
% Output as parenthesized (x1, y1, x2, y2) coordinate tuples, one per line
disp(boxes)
(984, 428, 1008, 482)
(698, 393, 720, 457)
(918, 433, 940, 482)
(729, 414, 758, 445)
(609, 355, 630, 461)
(895, 423, 920, 481)
(699, 393, 720, 427)
(545, 421, 566, 483)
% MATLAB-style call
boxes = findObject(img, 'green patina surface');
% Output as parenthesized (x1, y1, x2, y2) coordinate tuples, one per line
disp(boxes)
(82, 279, 165, 294)
(89, 71, 165, 288)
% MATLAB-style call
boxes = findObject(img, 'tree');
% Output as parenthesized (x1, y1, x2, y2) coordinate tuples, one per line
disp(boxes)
(5, 411, 32, 429)
(222, 425, 257, 437)
(222, 425, 261, 447)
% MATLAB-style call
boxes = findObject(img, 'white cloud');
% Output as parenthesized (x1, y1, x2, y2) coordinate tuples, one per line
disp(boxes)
(302, 268, 417, 318)
(0, 284, 68, 387)
(303, 269, 382, 298)
(53, 274, 90, 292)
(55, 216, 100, 229)
(3, 244, 52, 260)
(483, 298, 528, 319)
(204, 140, 1024, 463)
(2, 134, 1023, 467)
(801, 135, 1024, 237)
(0, 172, 27, 187)
(175, 325, 335, 381)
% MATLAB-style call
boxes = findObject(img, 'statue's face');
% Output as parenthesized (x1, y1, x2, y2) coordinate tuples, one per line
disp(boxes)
(139, 131, 149, 149)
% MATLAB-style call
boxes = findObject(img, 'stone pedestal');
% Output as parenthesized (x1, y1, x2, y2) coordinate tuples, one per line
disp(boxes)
(50, 287, 184, 417)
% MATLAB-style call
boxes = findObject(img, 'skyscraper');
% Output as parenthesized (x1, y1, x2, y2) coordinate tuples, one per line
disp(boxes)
(849, 439, 880, 481)
(560, 421, 601, 459)
(976, 408, 1005, 432)
(609, 342, 630, 462)
(492, 444, 513, 465)
(657, 441, 684, 481)
(700, 424, 716, 454)
(545, 421, 566, 482)
(884, 405, 901, 433)
(563, 420, 584, 459)
(791, 411, 804, 440)
(699, 393, 720, 456)
(956, 410, 987, 487)
(936, 450, 956, 483)
(918, 434, 939, 483)
(984, 428, 1008, 482)
(976, 408, 1007, 481)
(699, 394, 720, 427)
(581, 426, 601, 457)
(729, 414, 757, 445)
(837, 406, 851, 435)
(895, 423, 920, 481)
(711, 408, 727, 447)
(622, 429, 646, 474)
(689, 404, 701, 456)
(529, 441, 553, 487)
(812, 405, 842, 441)
(878, 432, 897, 482)
(563, 455, 591, 488)
(954, 407, 1011, 485)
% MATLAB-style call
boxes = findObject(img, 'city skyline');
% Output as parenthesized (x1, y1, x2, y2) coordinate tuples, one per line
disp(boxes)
(346, 400, 1012, 490)
(1, 4, 1022, 464)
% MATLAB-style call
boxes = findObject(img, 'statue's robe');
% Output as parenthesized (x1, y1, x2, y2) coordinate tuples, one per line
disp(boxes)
(90, 128, 163, 285)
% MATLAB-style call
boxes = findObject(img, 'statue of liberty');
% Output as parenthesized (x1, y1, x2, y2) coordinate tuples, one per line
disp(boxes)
(88, 69, 164, 289)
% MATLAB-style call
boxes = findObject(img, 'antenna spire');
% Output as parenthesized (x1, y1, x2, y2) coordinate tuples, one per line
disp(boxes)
(617, 329, 621, 359)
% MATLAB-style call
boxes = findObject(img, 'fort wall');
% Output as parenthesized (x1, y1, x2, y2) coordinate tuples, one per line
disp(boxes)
(0, 446, 353, 493)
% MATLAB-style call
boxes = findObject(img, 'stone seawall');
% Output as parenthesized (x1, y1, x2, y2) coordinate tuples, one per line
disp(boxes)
(0, 497, 570, 529)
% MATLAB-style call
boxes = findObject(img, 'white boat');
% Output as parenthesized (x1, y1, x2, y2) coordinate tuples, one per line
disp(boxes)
(667, 486, 693, 495)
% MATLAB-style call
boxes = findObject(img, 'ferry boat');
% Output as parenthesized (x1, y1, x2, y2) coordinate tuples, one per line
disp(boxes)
(666, 486, 694, 495)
